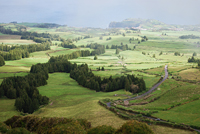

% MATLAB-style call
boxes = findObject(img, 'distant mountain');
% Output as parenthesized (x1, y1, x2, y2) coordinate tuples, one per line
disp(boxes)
(109, 18, 174, 29)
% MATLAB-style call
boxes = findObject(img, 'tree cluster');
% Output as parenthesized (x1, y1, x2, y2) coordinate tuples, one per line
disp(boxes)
(83, 35, 92, 39)
(86, 43, 105, 55)
(0, 26, 60, 43)
(110, 43, 130, 51)
(0, 43, 51, 61)
(33, 23, 61, 28)
(179, 34, 200, 39)
(4, 116, 153, 134)
(70, 64, 146, 93)
(0, 55, 5, 66)
(106, 37, 112, 41)
(188, 56, 200, 63)
(174, 52, 180, 56)
(0, 69, 49, 113)
(0, 49, 29, 61)
(61, 40, 77, 49)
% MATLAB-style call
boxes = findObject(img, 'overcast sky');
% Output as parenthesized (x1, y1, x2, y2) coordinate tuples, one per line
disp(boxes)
(1, 0, 200, 28)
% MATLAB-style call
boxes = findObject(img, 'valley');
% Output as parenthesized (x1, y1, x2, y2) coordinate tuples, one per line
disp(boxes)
(0, 22, 200, 133)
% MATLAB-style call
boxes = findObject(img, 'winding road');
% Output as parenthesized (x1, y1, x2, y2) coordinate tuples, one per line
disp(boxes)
(107, 65, 168, 107)
(105, 65, 200, 132)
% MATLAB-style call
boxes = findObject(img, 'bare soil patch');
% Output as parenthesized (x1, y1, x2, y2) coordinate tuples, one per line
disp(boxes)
(0, 35, 21, 40)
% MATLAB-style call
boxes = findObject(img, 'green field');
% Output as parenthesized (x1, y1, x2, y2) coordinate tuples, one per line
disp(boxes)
(154, 99, 200, 126)
(34, 73, 128, 128)
(1, 24, 200, 133)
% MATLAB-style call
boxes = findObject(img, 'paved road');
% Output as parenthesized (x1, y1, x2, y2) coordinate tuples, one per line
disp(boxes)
(125, 65, 168, 101)
(105, 65, 200, 132)
(107, 65, 168, 107)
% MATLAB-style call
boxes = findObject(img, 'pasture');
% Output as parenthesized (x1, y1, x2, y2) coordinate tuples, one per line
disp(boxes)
(34, 73, 128, 128)
(0, 24, 200, 133)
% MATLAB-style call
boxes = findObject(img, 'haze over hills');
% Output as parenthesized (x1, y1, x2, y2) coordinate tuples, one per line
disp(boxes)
(109, 18, 200, 30)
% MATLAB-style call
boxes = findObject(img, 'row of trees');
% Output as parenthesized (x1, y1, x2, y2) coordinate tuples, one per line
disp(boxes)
(70, 64, 146, 92)
(0, 43, 51, 61)
(179, 34, 200, 39)
(109, 43, 131, 51)
(0, 42, 51, 52)
(0, 25, 60, 43)
(0, 49, 29, 61)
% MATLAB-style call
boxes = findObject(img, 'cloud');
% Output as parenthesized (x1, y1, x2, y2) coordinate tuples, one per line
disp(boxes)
(0, 0, 200, 27)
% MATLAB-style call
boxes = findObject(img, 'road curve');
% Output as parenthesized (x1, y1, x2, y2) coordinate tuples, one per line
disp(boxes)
(106, 65, 168, 107)
(105, 66, 200, 132)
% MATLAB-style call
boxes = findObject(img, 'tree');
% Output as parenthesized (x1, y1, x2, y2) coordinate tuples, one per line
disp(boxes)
(125, 78, 130, 91)
(174, 52, 180, 56)
(193, 52, 197, 56)
(159, 51, 163, 55)
(101, 67, 105, 71)
(153, 54, 156, 58)
(106, 45, 109, 49)
(0, 55, 5, 66)
(87, 125, 116, 134)
(116, 48, 119, 54)
(99, 36, 103, 40)
(122, 33, 125, 37)
(94, 55, 98, 60)
(6, 87, 16, 99)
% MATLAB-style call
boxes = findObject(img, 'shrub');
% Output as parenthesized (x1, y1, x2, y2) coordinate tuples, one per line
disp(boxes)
(87, 125, 116, 134)
(7, 127, 31, 134)
(4, 115, 22, 127)
(0, 122, 10, 133)
(115, 120, 154, 134)
(47, 121, 87, 134)
(4, 116, 91, 134)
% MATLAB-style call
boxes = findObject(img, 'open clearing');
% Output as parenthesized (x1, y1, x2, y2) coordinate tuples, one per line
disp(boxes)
(0, 35, 36, 44)
(34, 73, 129, 128)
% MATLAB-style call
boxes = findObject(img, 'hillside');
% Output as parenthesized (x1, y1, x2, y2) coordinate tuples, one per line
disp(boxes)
(109, 18, 176, 29)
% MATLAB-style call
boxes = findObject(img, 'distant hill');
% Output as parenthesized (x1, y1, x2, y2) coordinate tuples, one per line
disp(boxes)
(17, 22, 62, 28)
(109, 18, 174, 29)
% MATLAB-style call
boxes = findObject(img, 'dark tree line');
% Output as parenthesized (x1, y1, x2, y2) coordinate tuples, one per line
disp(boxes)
(0, 26, 60, 43)
(188, 56, 200, 63)
(0, 43, 50, 61)
(0, 48, 147, 113)
(70, 65, 146, 92)
(0, 49, 29, 61)
(0, 69, 49, 113)
(61, 42, 106, 56)
(31, 59, 146, 93)
(179, 34, 200, 39)
(83, 35, 92, 39)
(61, 40, 77, 49)
(110, 43, 131, 51)
(86, 43, 105, 55)
(0, 55, 5, 66)
(33, 23, 61, 28)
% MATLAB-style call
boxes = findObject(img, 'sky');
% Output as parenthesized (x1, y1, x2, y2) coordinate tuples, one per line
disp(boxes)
(1, 0, 200, 28)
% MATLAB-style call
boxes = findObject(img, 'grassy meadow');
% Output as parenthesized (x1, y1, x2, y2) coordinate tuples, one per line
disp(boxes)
(0, 25, 200, 133)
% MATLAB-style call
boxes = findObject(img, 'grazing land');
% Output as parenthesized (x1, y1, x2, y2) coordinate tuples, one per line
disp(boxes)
(0, 23, 200, 133)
